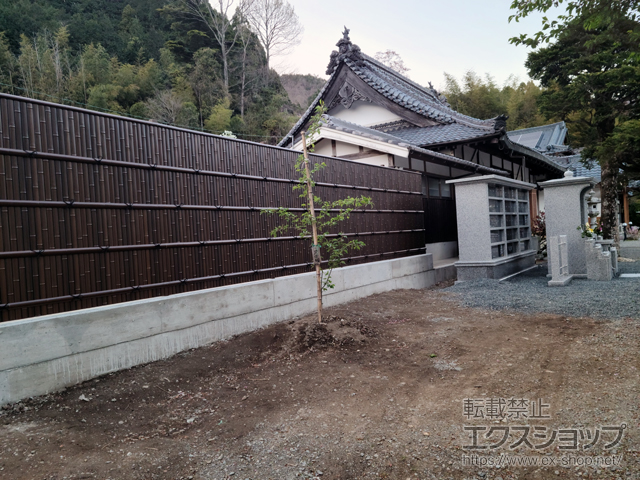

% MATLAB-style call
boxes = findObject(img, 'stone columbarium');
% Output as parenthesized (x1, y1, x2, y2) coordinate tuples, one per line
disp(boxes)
(447, 175, 536, 281)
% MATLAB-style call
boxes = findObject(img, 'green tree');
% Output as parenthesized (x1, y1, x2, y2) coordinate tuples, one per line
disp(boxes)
(504, 77, 547, 130)
(263, 103, 373, 323)
(0, 33, 17, 93)
(119, 4, 146, 63)
(166, 0, 250, 96)
(0, 0, 296, 144)
(594, 120, 640, 180)
(443, 71, 505, 121)
(510, 0, 640, 239)
(70, 43, 118, 105)
(442, 71, 548, 130)
(17, 28, 72, 101)
(205, 98, 233, 133)
(87, 83, 124, 113)
(0, 0, 62, 53)
(189, 47, 223, 126)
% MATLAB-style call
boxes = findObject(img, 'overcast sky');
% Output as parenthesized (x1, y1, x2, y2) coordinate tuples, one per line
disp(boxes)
(275, 0, 557, 90)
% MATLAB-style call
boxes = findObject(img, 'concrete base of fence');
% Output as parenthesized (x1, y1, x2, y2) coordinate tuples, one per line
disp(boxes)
(425, 241, 458, 262)
(0, 254, 451, 406)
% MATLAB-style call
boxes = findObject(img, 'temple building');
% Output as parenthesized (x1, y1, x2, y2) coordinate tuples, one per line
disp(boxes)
(279, 28, 565, 261)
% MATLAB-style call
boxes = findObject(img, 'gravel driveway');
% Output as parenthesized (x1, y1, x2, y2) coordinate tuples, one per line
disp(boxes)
(447, 262, 640, 320)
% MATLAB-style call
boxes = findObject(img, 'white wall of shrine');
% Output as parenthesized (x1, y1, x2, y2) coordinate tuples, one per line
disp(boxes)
(328, 101, 403, 127)
(313, 139, 394, 167)
(313, 139, 355, 156)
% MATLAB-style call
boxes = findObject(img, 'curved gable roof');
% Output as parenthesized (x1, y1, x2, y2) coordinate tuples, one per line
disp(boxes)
(278, 28, 500, 147)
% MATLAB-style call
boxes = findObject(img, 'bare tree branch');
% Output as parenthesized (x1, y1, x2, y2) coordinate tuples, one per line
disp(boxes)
(374, 50, 410, 77)
(246, 0, 303, 71)
(176, 0, 250, 96)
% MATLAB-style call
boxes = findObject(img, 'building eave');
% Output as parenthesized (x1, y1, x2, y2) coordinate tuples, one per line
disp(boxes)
(417, 131, 503, 149)
(293, 126, 410, 158)
(408, 146, 509, 177)
(501, 136, 566, 176)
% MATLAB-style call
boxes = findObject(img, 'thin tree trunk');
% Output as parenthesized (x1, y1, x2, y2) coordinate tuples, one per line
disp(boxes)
(301, 131, 322, 324)
(600, 161, 620, 245)
(221, 47, 229, 96)
(240, 34, 248, 119)
(265, 44, 270, 72)
(240, 68, 246, 118)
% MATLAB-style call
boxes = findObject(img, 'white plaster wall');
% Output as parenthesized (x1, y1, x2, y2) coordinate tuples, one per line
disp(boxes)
(0, 254, 448, 406)
(330, 101, 403, 127)
(335, 141, 360, 155)
(309, 140, 390, 167)
(313, 139, 333, 157)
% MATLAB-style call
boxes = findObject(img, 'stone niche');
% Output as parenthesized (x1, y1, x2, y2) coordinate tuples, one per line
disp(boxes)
(447, 175, 536, 281)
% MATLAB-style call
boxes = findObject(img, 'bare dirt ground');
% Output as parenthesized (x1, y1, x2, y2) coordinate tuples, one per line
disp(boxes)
(1, 283, 639, 480)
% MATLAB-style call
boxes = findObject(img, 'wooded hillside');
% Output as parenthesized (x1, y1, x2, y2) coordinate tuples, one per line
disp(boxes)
(280, 74, 324, 115)
(0, 1, 557, 144)
(0, 0, 300, 144)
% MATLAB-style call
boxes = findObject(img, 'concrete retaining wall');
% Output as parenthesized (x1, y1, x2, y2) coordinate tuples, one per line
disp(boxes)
(0, 254, 449, 405)
(425, 241, 458, 262)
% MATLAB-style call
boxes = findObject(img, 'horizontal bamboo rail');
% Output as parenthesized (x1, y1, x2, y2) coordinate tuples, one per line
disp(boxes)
(0, 93, 427, 321)
(0, 247, 426, 310)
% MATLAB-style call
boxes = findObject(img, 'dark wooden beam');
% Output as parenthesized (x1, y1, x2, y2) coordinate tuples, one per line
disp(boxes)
(339, 148, 385, 160)
(388, 153, 395, 166)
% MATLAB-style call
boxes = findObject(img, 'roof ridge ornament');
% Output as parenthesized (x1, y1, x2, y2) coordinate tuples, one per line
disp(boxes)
(427, 81, 450, 107)
(326, 27, 366, 75)
(493, 114, 509, 132)
(327, 81, 372, 110)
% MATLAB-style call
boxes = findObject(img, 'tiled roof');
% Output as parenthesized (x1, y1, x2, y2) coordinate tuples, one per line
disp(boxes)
(278, 30, 498, 147)
(319, 115, 507, 176)
(321, 115, 411, 147)
(384, 123, 496, 147)
(500, 137, 566, 176)
(347, 55, 496, 130)
(571, 162, 601, 181)
(554, 154, 602, 182)
(278, 29, 566, 178)
(507, 122, 568, 153)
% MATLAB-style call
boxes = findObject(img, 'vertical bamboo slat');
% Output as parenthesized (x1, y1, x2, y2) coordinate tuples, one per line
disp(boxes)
(0, 93, 425, 321)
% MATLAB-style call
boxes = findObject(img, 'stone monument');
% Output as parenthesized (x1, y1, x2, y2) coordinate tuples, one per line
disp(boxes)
(548, 235, 573, 286)
(584, 239, 613, 281)
(539, 171, 596, 277)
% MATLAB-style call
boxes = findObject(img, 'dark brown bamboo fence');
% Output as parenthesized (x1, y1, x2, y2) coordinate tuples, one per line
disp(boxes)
(0, 93, 425, 322)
